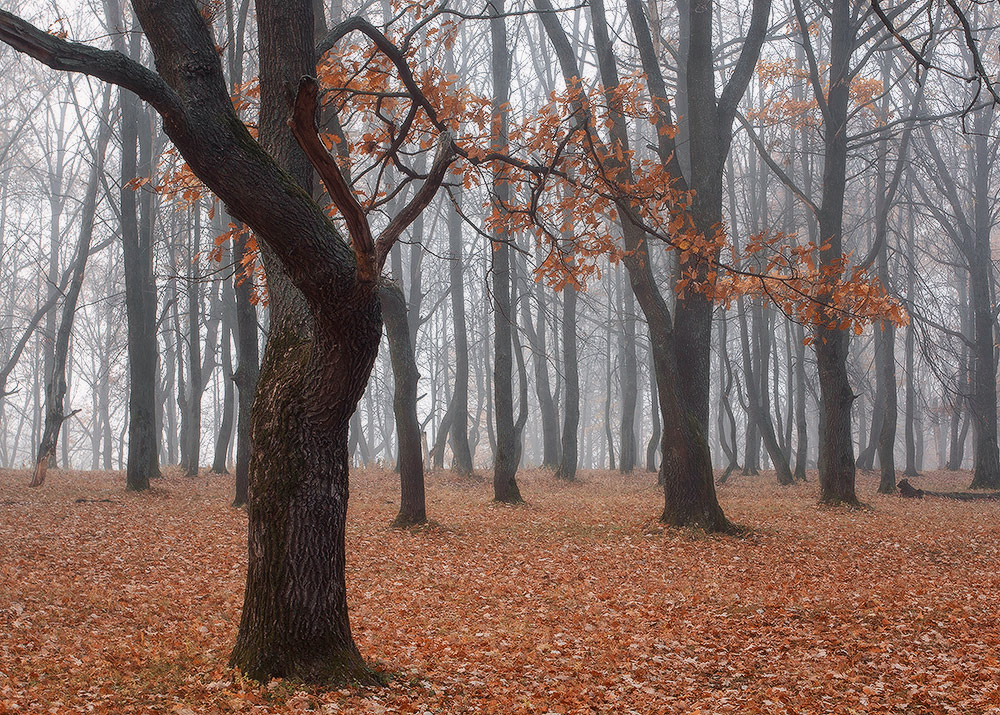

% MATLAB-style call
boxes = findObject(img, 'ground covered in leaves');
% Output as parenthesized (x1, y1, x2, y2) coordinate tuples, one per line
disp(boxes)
(2, 466, 1000, 714)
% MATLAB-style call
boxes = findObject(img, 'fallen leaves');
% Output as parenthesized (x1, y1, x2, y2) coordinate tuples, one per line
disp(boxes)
(2, 467, 1000, 713)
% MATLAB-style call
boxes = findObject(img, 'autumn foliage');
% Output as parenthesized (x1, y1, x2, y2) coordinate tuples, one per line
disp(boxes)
(146, 2, 906, 335)
(3, 467, 999, 713)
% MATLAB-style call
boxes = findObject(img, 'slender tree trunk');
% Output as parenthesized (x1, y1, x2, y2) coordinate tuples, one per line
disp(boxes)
(556, 283, 580, 481)
(118, 38, 160, 490)
(646, 350, 661, 473)
(231, 227, 259, 507)
(182, 203, 203, 477)
(527, 281, 561, 467)
(381, 282, 426, 527)
(212, 239, 237, 474)
(903, 205, 918, 477)
(31, 94, 112, 487)
(738, 297, 793, 485)
(489, 0, 522, 503)
(968, 105, 1000, 489)
(618, 265, 638, 473)
(446, 192, 473, 474)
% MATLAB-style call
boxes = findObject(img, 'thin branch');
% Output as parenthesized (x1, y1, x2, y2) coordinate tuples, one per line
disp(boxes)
(289, 75, 377, 284)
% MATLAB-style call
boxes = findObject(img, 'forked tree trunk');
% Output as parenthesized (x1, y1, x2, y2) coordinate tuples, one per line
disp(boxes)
(380, 282, 427, 527)
(738, 297, 793, 485)
(594, 0, 729, 530)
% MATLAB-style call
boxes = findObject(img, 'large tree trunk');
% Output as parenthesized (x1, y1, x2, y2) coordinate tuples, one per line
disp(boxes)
(380, 282, 426, 527)
(813, 0, 858, 506)
(230, 0, 378, 682)
(231, 294, 381, 683)
(590, 0, 729, 530)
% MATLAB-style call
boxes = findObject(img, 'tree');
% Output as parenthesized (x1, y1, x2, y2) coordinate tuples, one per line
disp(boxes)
(31, 90, 113, 486)
(0, 0, 454, 683)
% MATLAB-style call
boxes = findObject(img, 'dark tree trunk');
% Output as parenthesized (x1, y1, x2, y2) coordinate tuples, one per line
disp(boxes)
(591, 0, 729, 530)
(903, 206, 919, 477)
(526, 281, 561, 468)
(489, 0, 522, 504)
(380, 282, 426, 527)
(618, 265, 638, 473)
(793, 323, 808, 480)
(233, 0, 378, 683)
(672, 0, 771, 433)
(232, 228, 259, 507)
(212, 240, 237, 474)
(646, 351, 661, 473)
(738, 297, 793, 485)
(182, 204, 203, 477)
(556, 282, 580, 481)
(429, 400, 454, 470)
(212, 325, 236, 474)
(231, 295, 381, 683)
(120, 73, 160, 491)
(968, 106, 1000, 489)
(446, 193, 473, 474)
(877, 321, 898, 493)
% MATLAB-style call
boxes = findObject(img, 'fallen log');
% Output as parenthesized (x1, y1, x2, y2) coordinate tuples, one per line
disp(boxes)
(897, 479, 1000, 501)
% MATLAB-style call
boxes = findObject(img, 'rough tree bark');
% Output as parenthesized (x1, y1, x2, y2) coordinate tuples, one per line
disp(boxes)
(0, 0, 452, 684)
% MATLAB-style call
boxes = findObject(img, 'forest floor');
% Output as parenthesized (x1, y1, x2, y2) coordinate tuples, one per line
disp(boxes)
(2, 467, 999, 714)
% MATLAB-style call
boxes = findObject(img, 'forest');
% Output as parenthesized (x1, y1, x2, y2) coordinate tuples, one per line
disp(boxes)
(2, 0, 1000, 712)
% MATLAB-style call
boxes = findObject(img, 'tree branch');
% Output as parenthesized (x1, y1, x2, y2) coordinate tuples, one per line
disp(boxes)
(289, 75, 377, 284)
(0, 10, 184, 126)
(376, 132, 457, 269)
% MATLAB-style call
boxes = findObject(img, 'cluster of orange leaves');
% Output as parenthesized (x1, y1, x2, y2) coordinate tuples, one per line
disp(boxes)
(3, 467, 1000, 713)
(748, 57, 887, 129)
(147, 8, 905, 335)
